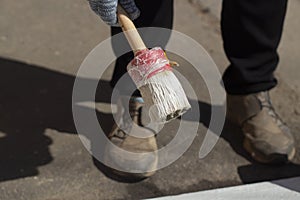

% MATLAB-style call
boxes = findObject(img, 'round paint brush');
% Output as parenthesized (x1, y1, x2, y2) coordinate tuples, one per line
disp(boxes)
(118, 9, 191, 123)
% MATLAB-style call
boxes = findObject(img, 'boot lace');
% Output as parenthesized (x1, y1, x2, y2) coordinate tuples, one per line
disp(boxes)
(256, 92, 289, 131)
(113, 97, 143, 139)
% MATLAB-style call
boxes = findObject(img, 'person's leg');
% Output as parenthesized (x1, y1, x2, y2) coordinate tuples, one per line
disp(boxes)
(221, 0, 295, 164)
(106, 0, 174, 180)
(110, 0, 174, 94)
(221, 0, 287, 95)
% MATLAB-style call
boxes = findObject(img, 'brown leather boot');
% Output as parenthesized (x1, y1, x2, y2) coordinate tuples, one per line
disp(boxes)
(227, 91, 295, 164)
(104, 96, 158, 180)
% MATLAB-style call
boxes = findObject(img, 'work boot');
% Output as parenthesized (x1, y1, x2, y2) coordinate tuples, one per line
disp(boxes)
(104, 96, 158, 180)
(227, 91, 295, 164)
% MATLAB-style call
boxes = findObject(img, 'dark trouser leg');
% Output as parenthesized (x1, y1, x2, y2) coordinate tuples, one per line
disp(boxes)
(221, 0, 288, 95)
(110, 0, 174, 95)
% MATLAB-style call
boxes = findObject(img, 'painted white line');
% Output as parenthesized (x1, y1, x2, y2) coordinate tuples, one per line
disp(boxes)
(147, 177, 300, 200)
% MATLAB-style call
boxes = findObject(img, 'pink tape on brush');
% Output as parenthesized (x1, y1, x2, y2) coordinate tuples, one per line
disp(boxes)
(127, 47, 172, 88)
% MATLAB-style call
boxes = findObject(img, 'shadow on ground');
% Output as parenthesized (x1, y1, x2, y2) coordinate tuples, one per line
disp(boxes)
(193, 100, 300, 184)
(0, 57, 113, 182)
(0, 57, 299, 187)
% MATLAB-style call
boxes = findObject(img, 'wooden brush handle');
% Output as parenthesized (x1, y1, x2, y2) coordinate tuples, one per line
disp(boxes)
(117, 6, 147, 53)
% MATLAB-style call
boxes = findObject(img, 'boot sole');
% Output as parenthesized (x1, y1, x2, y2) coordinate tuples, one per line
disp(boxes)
(243, 139, 296, 164)
(109, 168, 156, 182)
(103, 149, 158, 181)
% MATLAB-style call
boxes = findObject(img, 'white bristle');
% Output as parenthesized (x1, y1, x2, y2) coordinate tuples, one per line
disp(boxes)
(139, 70, 191, 123)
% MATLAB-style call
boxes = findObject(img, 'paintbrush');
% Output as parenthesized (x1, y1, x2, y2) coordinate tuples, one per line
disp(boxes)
(118, 9, 191, 123)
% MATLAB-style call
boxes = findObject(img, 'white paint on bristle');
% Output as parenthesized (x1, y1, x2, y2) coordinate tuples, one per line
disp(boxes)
(139, 70, 191, 123)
